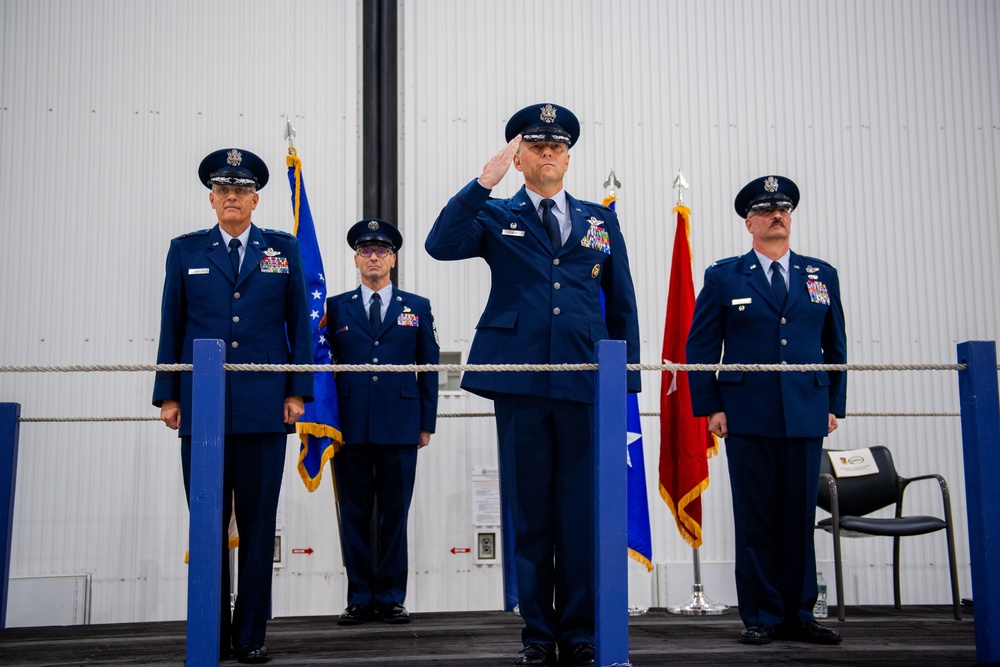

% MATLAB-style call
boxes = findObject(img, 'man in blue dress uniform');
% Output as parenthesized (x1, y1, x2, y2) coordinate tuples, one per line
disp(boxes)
(425, 104, 641, 667)
(325, 219, 439, 626)
(686, 175, 847, 646)
(152, 148, 314, 664)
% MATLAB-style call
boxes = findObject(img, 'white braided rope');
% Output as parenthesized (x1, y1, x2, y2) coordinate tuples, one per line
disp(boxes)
(17, 411, 960, 423)
(1, 362, 982, 373)
(0, 361, 981, 422)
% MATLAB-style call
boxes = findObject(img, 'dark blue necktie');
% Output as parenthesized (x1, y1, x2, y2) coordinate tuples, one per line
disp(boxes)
(539, 199, 561, 252)
(369, 292, 382, 333)
(770, 261, 787, 308)
(228, 238, 241, 280)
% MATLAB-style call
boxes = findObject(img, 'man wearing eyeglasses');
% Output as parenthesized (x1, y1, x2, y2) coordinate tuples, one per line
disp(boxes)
(324, 218, 439, 627)
(153, 148, 314, 663)
(686, 175, 847, 647)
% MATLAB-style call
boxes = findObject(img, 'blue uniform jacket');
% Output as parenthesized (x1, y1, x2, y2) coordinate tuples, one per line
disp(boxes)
(326, 287, 439, 444)
(425, 179, 640, 402)
(152, 224, 314, 436)
(686, 250, 846, 438)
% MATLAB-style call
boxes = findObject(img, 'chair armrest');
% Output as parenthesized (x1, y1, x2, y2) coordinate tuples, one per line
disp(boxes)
(819, 473, 840, 525)
(898, 474, 953, 524)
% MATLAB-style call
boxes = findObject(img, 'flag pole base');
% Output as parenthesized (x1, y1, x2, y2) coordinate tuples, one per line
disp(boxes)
(666, 584, 732, 615)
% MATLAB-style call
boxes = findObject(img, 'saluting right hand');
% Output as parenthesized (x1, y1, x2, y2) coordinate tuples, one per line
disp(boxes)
(478, 135, 522, 189)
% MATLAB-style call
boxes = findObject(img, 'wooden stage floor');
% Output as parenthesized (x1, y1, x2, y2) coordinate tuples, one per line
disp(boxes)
(0, 605, 977, 666)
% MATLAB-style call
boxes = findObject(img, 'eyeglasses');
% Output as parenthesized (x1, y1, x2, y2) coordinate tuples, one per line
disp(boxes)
(212, 185, 256, 198)
(750, 204, 793, 217)
(357, 246, 393, 258)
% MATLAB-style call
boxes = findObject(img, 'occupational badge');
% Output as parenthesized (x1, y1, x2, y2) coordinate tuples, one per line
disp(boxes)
(807, 280, 831, 305)
(806, 265, 819, 273)
(263, 247, 280, 257)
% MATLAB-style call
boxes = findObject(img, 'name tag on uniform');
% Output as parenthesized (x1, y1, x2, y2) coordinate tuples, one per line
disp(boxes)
(731, 297, 752, 305)
(502, 229, 525, 237)
(188, 268, 210, 275)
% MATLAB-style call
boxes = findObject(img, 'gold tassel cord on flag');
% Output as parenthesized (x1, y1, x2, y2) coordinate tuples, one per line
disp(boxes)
(287, 148, 302, 236)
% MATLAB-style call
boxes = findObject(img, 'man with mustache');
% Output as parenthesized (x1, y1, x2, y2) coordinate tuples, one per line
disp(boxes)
(686, 175, 847, 647)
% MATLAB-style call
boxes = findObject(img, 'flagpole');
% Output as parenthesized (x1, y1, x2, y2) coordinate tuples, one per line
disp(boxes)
(664, 169, 731, 616)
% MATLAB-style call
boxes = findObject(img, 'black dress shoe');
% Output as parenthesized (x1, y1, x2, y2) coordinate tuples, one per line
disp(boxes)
(381, 602, 411, 624)
(515, 643, 557, 666)
(338, 603, 377, 626)
(777, 621, 842, 645)
(561, 642, 595, 666)
(234, 644, 270, 664)
(739, 623, 775, 645)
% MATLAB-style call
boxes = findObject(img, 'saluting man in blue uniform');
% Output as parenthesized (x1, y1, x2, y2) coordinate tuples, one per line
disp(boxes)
(325, 219, 439, 627)
(686, 175, 847, 647)
(425, 104, 641, 667)
(152, 148, 313, 664)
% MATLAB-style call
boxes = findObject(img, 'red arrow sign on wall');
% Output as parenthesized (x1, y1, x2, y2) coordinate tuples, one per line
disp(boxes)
(291, 548, 314, 555)
(450, 547, 471, 554)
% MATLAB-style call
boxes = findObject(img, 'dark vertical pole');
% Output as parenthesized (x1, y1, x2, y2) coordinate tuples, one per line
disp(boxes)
(187, 340, 226, 667)
(0, 402, 20, 630)
(363, 0, 399, 282)
(362, 0, 400, 577)
(594, 340, 629, 666)
(956, 340, 1000, 664)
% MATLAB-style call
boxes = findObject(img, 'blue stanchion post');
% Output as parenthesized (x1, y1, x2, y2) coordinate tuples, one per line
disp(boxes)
(594, 340, 629, 667)
(0, 402, 20, 630)
(187, 340, 226, 666)
(957, 340, 1000, 664)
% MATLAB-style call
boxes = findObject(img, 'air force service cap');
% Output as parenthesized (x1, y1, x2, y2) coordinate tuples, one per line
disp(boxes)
(347, 218, 403, 252)
(505, 103, 581, 148)
(198, 148, 269, 190)
(734, 175, 800, 218)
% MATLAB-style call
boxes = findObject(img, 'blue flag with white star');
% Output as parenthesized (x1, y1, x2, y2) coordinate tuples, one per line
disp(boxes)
(602, 190, 653, 571)
(287, 148, 342, 491)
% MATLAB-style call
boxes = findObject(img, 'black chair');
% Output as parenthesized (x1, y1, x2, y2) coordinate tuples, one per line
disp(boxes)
(816, 445, 961, 621)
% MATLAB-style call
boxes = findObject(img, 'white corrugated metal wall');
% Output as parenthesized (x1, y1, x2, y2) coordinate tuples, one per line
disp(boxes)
(1, 0, 997, 625)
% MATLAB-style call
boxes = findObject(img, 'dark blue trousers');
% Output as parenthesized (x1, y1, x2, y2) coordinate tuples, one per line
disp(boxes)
(333, 443, 418, 608)
(181, 433, 286, 650)
(494, 395, 594, 650)
(724, 434, 824, 629)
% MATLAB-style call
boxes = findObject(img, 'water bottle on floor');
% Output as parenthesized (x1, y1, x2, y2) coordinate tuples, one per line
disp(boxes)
(814, 571, 828, 618)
